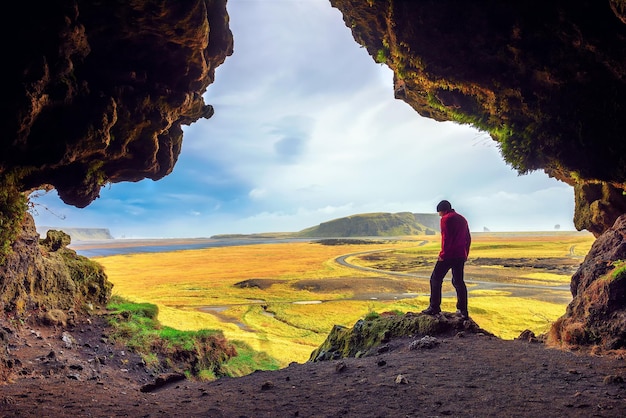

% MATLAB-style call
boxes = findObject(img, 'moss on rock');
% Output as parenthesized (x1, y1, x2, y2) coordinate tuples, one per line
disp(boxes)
(309, 311, 490, 362)
(0, 214, 112, 315)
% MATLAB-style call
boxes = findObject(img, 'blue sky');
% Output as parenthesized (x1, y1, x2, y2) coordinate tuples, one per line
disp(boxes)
(31, 0, 576, 239)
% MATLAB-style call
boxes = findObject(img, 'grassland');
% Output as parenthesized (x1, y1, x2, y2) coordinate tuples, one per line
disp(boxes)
(94, 231, 595, 367)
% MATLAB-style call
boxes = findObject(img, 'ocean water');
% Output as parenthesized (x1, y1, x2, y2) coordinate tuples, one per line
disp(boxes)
(71, 238, 313, 258)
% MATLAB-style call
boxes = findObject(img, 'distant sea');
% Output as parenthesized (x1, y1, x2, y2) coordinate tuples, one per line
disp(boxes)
(70, 238, 313, 258)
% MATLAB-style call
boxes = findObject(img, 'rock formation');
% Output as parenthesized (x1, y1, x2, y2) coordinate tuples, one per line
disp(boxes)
(549, 214, 626, 350)
(331, 0, 626, 236)
(329, 0, 626, 350)
(0, 214, 111, 314)
(310, 311, 489, 361)
(0, 1, 232, 317)
(3, 0, 232, 208)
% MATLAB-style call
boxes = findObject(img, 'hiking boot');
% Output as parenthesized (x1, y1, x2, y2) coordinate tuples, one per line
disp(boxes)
(456, 309, 469, 319)
(421, 306, 441, 315)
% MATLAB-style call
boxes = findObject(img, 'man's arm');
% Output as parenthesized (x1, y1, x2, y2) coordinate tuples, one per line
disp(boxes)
(439, 216, 450, 260)
(465, 226, 471, 259)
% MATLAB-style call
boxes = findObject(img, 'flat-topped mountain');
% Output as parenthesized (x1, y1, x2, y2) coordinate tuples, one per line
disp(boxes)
(37, 227, 114, 241)
(296, 212, 439, 238)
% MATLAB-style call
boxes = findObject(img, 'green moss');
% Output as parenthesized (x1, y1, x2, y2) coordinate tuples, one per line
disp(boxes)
(60, 249, 113, 306)
(375, 48, 388, 64)
(85, 160, 107, 187)
(0, 176, 28, 265)
(310, 312, 491, 362)
(611, 260, 626, 281)
(364, 311, 380, 320)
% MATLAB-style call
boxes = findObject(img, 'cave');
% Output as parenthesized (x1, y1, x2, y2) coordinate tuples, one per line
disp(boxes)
(2, 0, 626, 365)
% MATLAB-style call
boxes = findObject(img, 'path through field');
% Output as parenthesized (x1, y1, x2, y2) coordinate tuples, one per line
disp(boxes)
(335, 250, 572, 304)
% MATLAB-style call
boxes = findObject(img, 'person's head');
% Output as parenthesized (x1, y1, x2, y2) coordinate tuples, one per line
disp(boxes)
(436, 200, 452, 215)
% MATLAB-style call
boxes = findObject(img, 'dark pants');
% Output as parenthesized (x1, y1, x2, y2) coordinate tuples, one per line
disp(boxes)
(428, 258, 468, 312)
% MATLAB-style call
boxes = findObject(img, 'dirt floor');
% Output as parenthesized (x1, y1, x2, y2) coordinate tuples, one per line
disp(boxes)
(1, 312, 626, 418)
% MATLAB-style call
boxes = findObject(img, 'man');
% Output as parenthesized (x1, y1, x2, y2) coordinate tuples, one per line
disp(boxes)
(421, 200, 472, 319)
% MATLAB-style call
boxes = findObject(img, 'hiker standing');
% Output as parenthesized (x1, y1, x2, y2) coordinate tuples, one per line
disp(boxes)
(421, 200, 471, 319)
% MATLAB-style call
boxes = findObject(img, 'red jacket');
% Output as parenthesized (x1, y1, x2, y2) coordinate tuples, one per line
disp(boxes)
(439, 210, 471, 260)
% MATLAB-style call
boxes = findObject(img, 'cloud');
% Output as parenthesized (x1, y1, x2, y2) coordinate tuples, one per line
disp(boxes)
(271, 115, 314, 162)
(249, 188, 267, 200)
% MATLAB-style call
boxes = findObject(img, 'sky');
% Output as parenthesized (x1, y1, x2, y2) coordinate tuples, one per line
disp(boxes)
(31, 0, 576, 239)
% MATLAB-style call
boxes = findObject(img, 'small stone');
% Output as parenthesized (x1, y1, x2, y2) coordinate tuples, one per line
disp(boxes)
(395, 374, 408, 384)
(261, 381, 274, 390)
(42, 310, 68, 327)
(377, 344, 390, 354)
(603, 375, 624, 384)
(61, 332, 75, 349)
(409, 335, 439, 350)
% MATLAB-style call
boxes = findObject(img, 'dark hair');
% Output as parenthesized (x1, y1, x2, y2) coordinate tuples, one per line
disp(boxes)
(436, 200, 452, 212)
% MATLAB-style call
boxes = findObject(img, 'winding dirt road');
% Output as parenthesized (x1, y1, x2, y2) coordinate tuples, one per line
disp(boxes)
(334, 250, 572, 303)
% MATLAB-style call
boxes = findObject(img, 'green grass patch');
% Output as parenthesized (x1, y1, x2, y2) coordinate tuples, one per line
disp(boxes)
(108, 298, 159, 319)
(105, 296, 280, 378)
(222, 340, 281, 377)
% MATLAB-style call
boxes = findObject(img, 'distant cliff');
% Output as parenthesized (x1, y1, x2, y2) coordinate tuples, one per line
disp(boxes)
(296, 212, 438, 238)
(37, 227, 113, 242)
(413, 213, 440, 232)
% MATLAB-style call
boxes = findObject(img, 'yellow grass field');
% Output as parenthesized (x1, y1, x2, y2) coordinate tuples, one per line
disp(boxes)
(94, 232, 595, 366)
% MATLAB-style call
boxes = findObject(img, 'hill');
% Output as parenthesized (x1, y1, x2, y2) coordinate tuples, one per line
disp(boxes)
(295, 212, 439, 238)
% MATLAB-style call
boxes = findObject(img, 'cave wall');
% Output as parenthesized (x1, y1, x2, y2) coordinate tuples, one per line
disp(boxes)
(549, 214, 626, 350)
(329, 0, 626, 351)
(330, 0, 626, 236)
(2, 0, 233, 208)
(0, 1, 232, 317)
